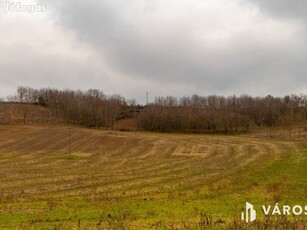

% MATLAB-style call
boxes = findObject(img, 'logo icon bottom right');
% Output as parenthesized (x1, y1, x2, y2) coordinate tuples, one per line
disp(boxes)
(242, 202, 256, 223)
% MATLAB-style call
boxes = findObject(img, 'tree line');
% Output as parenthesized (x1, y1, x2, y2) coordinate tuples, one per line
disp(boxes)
(138, 94, 307, 134)
(5, 86, 307, 134)
(7, 86, 138, 127)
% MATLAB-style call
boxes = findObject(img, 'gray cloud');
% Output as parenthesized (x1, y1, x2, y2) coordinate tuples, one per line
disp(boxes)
(1, 0, 307, 103)
(46, 0, 307, 94)
(245, 0, 307, 21)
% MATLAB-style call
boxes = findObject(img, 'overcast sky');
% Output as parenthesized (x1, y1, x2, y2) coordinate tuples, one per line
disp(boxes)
(1, 0, 307, 104)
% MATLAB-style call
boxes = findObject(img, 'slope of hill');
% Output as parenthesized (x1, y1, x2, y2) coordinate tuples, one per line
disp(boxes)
(0, 102, 62, 125)
(0, 125, 305, 229)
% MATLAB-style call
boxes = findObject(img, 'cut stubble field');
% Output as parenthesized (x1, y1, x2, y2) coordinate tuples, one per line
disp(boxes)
(0, 125, 306, 229)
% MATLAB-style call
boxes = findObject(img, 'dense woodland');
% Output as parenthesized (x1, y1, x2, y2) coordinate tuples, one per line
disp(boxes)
(2, 86, 307, 134)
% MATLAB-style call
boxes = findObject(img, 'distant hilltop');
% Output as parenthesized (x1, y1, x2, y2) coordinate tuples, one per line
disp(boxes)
(0, 102, 61, 125)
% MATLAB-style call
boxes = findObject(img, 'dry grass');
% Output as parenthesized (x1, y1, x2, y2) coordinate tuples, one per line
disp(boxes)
(0, 125, 305, 229)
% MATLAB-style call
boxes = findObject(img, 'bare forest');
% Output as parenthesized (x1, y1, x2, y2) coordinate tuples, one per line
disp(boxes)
(3, 86, 307, 134)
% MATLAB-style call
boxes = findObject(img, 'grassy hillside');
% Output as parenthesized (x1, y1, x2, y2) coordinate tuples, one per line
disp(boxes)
(0, 103, 61, 125)
(0, 125, 306, 229)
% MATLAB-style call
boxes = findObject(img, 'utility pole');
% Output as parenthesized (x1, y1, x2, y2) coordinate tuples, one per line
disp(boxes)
(146, 91, 149, 105)
(68, 126, 71, 157)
